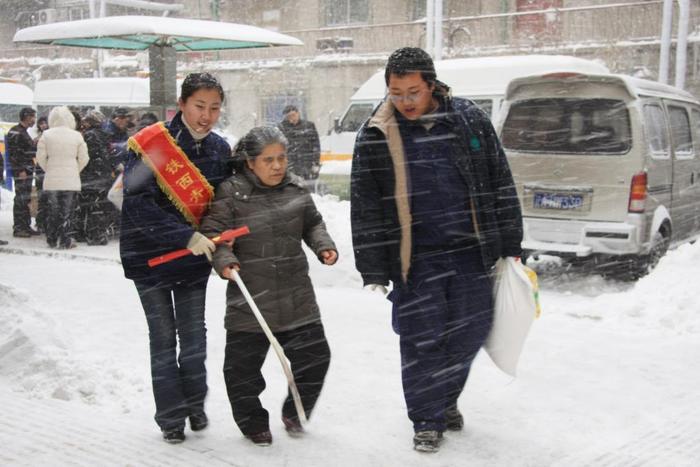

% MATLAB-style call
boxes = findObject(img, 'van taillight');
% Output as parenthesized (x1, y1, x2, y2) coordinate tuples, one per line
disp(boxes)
(628, 172, 647, 213)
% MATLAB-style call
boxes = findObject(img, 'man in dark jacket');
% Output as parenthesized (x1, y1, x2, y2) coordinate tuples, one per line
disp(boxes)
(350, 47, 523, 453)
(7, 107, 39, 237)
(79, 110, 112, 245)
(277, 105, 321, 182)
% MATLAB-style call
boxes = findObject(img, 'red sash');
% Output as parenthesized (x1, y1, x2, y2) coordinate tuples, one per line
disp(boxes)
(128, 123, 214, 227)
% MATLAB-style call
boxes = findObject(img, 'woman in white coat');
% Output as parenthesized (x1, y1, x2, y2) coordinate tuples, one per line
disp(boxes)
(36, 106, 89, 249)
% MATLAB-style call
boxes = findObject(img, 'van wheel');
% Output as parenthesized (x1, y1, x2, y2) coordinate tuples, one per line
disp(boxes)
(602, 230, 669, 281)
(642, 230, 670, 272)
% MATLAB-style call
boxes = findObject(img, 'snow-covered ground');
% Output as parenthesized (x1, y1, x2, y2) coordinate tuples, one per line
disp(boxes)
(1, 187, 699, 466)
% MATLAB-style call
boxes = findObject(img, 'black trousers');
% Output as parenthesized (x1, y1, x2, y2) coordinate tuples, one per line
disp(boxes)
(223, 322, 330, 436)
(12, 175, 32, 233)
(79, 189, 110, 245)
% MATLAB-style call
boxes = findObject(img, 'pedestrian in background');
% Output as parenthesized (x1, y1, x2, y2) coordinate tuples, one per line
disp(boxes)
(6, 107, 39, 237)
(36, 106, 89, 249)
(277, 105, 321, 183)
(200, 125, 337, 447)
(350, 47, 523, 453)
(79, 110, 112, 245)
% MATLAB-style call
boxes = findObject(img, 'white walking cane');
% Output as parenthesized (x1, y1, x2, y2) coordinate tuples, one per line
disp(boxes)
(230, 269, 308, 424)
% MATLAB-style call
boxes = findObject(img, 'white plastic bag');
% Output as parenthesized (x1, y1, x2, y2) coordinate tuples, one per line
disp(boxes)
(107, 173, 123, 210)
(485, 257, 540, 377)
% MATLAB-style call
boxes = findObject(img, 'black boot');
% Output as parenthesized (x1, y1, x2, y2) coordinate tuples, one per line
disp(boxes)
(189, 412, 209, 431)
(445, 406, 464, 431)
(162, 427, 186, 444)
(413, 430, 443, 453)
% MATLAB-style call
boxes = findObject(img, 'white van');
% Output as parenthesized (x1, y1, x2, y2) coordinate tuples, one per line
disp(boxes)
(498, 72, 700, 279)
(321, 55, 609, 164)
(33, 77, 153, 116)
(0, 80, 34, 181)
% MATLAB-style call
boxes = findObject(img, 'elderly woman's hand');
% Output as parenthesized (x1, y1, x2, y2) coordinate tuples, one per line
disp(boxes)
(320, 249, 338, 265)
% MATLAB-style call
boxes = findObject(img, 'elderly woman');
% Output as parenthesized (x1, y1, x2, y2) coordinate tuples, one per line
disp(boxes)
(35, 106, 89, 249)
(200, 126, 337, 447)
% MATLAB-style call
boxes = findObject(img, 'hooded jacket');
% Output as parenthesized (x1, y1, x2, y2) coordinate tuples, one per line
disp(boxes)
(36, 106, 89, 191)
(200, 166, 336, 333)
(350, 82, 523, 286)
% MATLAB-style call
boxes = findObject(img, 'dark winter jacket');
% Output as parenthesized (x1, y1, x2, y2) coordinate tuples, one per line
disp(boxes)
(200, 166, 336, 333)
(81, 126, 113, 191)
(6, 123, 36, 175)
(277, 119, 321, 179)
(350, 82, 523, 287)
(119, 112, 231, 285)
(103, 120, 129, 168)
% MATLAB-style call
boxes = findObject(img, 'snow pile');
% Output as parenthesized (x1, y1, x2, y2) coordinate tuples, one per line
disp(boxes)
(534, 241, 700, 335)
(0, 282, 146, 411)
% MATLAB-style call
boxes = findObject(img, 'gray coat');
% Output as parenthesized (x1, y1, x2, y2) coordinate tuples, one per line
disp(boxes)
(200, 167, 336, 333)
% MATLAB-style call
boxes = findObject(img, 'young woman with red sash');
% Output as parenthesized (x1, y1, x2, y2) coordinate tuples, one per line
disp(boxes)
(119, 73, 231, 443)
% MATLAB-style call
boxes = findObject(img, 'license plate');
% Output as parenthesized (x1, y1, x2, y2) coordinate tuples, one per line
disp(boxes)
(533, 192, 584, 210)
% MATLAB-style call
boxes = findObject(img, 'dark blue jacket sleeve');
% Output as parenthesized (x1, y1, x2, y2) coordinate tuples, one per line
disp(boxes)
(350, 128, 391, 286)
(472, 107, 523, 257)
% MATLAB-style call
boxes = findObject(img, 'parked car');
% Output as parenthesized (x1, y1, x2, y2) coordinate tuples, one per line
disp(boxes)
(497, 72, 700, 280)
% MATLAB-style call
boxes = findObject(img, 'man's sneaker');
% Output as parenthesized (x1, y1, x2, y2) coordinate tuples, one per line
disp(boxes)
(162, 427, 186, 444)
(282, 416, 304, 437)
(0, 239, 7, 246)
(189, 412, 209, 431)
(445, 407, 464, 431)
(13, 230, 31, 238)
(28, 228, 40, 236)
(413, 430, 443, 453)
(246, 430, 273, 446)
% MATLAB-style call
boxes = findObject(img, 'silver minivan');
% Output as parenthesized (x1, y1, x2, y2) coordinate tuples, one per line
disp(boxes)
(497, 72, 700, 279)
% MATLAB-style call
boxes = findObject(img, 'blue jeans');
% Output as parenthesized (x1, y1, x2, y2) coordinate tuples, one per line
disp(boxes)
(134, 278, 209, 431)
(389, 246, 494, 433)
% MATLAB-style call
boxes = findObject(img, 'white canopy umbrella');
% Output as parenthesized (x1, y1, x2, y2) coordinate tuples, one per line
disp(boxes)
(13, 15, 302, 51)
(13, 15, 303, 115)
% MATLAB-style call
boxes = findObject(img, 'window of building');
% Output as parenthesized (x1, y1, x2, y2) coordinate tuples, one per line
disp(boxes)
(324, 0, 369, 26)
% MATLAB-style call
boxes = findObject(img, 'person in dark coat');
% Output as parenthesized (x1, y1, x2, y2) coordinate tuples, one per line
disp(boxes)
(277, 105, 321, 182)
(350, 47, 523, 453)
(119, 73, 231, 444)
(79, 110, 112, 245)
(200, 126, 337, 447)
(103, 107, 132, 237)
(6, 107, 39, 237)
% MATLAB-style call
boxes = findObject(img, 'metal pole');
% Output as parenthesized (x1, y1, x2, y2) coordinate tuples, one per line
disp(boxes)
(434, 0, 443, 60)
(426, 0, 434, 56)
(658, 0, 673, 84)
(675, 0, 689, 89)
